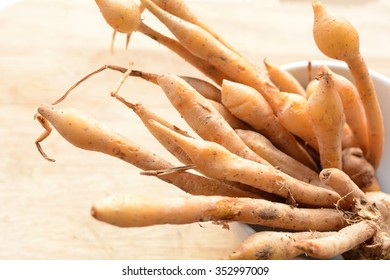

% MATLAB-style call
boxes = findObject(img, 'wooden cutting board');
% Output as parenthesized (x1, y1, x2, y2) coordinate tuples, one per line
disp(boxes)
(1, 0, 389, 259)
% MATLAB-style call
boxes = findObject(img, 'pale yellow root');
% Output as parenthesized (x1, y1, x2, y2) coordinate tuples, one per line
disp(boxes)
(35, 105, 260, 199)
(295, 220, 377, 259)
(112, 93, 193, 165)
(95, 0, 141, 34)
(348, 54, 384, 169)
(91, 194, 346, 231)
(164, 172, 264, 199)
(236, 129, 322, 186)
(307, 69, 361, 153)
(35, 105, 175, 171)
(312, 0, 384, 168)
(157, 73, 270, 166)
(272, 92, 319, 151)
(330, 69, 369, 155)
(307, 69, 345, 169)
(264, 59, 306, 97)
(137, 22, 228, 84)
(306, 79, 319, 98)
(224, 231, 335, 260)
(113, 87, 247, 161)
(221, 80, 317, 169)
(140, 0, 275, 99)
(319, 168, 366, 209)
(111, 93, 265, 198)
(180, 76, 221, 102)
(141, 0, 254, 81)
(208, 100, 251, 130)
(148, 119, 342, 208)
(150, 0, 240, 55)
(95, 0, 141, 51)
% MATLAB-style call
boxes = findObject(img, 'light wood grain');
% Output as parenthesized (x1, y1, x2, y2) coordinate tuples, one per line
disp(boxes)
(0, 0, 389, 259)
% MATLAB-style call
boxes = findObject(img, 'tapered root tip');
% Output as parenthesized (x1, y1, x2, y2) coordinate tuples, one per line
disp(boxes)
(90, 198, 125, 227)
(90, 200, 107, 222)
(319, 168, 333, 181)
(37, 104, 55, 118)
(90, 203, 109, 224)
(312, 0, 321, 8)
(90, 205, 98, 219)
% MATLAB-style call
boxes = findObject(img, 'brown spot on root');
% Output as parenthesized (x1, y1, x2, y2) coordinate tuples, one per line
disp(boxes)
(112, 148, 126, 159)
(259, 208, 279, 220)
(255, 245, 272, 260)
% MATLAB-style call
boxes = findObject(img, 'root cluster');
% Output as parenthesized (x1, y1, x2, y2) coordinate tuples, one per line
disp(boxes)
(35, 0, 389, 259)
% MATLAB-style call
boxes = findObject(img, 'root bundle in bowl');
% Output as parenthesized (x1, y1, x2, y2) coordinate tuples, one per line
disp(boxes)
(34, 0, 390, 259)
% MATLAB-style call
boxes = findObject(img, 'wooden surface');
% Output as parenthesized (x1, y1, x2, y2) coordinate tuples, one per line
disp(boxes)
(1, 0, 390, 259)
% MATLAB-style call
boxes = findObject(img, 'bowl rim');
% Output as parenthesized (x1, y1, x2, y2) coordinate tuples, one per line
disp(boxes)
(279, 59, 390, 86)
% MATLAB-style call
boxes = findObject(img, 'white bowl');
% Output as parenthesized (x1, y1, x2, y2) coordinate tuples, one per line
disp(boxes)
(280, 60, 390, 193)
